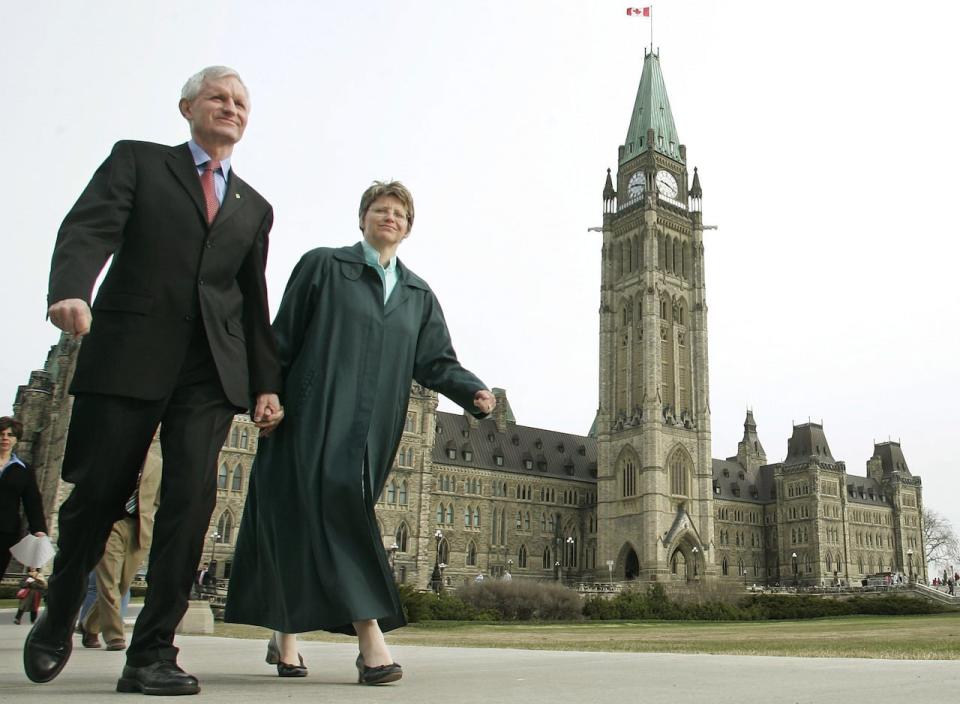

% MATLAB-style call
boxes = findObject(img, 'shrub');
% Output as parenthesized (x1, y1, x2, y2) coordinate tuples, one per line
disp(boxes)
(457, 580, 583, 621)
(398, 583, 483, 622)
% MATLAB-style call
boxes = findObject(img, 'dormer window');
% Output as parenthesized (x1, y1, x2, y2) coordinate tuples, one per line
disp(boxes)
(495, 455, 504, 466)
(524, 459, 533, 470)
(446, 449, 456, 460)
(463, 450, 473, 462)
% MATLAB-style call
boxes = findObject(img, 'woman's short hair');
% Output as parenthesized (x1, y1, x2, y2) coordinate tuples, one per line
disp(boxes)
(181, 66, 246, 102)
(0, 416, 24, 440)
(358, 181, 415, 233)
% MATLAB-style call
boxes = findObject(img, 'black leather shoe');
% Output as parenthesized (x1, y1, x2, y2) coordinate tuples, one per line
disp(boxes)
(24, 610, 73, 683)
(116, 661, 200, 696)
(267, 634, 307, 677)
(355, 653, 402, 685)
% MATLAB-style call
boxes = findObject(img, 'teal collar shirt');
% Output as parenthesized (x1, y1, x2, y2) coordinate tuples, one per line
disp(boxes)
(360, 240, 398, 304)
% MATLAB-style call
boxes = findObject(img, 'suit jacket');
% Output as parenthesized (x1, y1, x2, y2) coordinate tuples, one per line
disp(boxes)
(48, 140, 281, 408)
(0, 460, 47, 535)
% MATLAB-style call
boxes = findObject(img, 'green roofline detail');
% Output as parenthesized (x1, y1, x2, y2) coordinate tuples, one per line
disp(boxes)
(620, 51, 683, 166)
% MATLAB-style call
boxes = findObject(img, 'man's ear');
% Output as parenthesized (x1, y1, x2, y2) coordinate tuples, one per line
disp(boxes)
(178, 98, 192, 120)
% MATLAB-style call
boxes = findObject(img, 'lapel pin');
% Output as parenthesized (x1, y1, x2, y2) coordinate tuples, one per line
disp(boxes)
(235, 193, 241, 199)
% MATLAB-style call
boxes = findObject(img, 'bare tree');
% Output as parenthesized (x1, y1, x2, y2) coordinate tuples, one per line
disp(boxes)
(923, 507, 960, 576)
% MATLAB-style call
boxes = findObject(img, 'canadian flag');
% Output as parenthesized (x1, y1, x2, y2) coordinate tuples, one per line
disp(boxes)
(626, 7, 651, 16)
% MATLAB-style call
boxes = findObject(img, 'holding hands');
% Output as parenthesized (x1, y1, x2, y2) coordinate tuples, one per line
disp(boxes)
(253, 393, 284, 437)
(473, 389, 496, 415)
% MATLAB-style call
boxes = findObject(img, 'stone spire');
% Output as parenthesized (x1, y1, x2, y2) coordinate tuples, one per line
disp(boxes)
(733, 409, 766, 471)
(620, 50, 682, 166)
(603, 168, 616, 201)
(689, 166, 702, 198)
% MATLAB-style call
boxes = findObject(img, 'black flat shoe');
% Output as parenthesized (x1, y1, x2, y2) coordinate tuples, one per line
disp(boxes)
(24, 610, 73, 683)
(116, 660, 200, 696)
(277, 660, 308, 677)
(356, 653, 402, 685)
(267, 634, 307, 676)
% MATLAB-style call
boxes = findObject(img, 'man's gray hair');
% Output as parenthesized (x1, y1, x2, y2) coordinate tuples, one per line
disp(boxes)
(181, 66, 247, 102)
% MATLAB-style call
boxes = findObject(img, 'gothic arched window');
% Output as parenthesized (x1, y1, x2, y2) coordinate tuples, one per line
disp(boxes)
(217, 511, 234, 543)
(668, 448, 690, 496)
(395, 523, 409, 552)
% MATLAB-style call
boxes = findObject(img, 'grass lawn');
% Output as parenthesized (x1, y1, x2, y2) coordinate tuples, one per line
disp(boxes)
(212, 613, 960, 660)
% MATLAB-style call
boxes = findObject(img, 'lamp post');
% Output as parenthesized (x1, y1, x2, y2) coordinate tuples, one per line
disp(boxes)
(554, 535, 561, 581)
(907, 549, 914, 585)
(606, 559, 614, 585)
(791, 552, 798, 589)
(431, 529, 443, 593)
(208, 531, 221, 584)
(565, 536, 575, 582)
(692, 546, 699, 580)
(506, 558, 513, 580)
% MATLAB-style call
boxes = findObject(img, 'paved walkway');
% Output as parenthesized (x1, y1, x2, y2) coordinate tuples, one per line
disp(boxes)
(1, 617, 958, 703)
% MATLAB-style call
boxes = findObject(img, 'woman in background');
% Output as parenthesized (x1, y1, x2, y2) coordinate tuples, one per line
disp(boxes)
(0, 416, 48, 583)
(15, 567, 47, 624)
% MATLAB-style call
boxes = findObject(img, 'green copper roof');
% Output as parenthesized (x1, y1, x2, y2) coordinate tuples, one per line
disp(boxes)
(620, 52, 683, 165)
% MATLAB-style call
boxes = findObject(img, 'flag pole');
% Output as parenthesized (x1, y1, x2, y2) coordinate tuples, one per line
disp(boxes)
(650, 5, 654, 53)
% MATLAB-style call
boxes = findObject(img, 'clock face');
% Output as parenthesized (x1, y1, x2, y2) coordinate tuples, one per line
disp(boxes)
(656, 170, 678, 198)
(627, 171, 645, 198)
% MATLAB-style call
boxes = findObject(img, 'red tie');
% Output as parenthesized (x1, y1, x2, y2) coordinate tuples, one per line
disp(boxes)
(201, 160, 221, 224)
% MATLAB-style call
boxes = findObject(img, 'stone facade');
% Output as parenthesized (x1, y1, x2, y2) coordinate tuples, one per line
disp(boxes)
(8, 50, 926, 589)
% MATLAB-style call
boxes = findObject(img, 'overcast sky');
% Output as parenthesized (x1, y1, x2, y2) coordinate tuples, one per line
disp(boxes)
(3, 1, 958, 548)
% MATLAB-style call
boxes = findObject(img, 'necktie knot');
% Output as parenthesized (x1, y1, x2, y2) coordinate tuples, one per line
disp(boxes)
(205, 160, 221, 173)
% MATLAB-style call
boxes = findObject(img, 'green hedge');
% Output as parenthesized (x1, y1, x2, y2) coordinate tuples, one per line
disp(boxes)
(401, 581, 948, 623)
(583, 584, 948, 621)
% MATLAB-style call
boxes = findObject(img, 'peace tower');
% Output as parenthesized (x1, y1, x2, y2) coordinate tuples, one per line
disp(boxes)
(595, 50, 715, 582)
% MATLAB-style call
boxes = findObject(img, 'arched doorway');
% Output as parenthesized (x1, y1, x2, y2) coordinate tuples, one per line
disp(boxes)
(625, 549, 639, 580)
(671, 549, 688, 580)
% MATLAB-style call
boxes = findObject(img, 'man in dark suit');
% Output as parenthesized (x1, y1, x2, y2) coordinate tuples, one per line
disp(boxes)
(25, 66, 283, 696)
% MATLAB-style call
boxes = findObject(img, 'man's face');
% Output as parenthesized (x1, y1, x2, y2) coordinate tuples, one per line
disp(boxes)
(180, 75, 249, 149)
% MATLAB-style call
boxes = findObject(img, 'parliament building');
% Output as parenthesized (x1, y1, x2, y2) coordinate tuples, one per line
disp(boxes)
(11, 50, 926, 590)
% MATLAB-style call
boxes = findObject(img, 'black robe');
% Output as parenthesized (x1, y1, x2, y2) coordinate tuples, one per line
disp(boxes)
(225, 243, 487, 633)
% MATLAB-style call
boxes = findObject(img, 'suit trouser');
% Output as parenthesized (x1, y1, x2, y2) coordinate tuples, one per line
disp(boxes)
(83, 516, 144, 643)
(42, 331, 236, 666)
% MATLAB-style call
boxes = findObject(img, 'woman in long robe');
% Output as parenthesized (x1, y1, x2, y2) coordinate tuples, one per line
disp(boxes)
(225, 181, 495, 683)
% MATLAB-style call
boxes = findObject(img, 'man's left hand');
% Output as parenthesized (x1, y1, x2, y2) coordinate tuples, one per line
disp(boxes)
(253, 393, 284, 436)
(473, 389, 496, 415)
